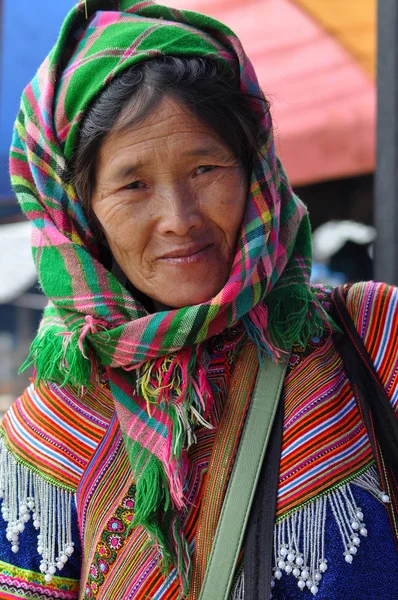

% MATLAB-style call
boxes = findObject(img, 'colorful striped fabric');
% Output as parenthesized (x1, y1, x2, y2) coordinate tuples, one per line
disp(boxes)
(345, 281, 398, 412)
(9, 2, 331, 585)
(1, 381, 112, 490)
(0, 560, 79, 599)
(0, 282, 397, 598)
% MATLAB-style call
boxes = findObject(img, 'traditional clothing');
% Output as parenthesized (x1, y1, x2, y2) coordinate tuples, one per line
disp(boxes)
(2, 1, 397, 598)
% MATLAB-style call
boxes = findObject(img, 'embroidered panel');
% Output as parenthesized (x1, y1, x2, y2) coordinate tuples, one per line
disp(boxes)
(345, 282, 398, 411)
(0, 559, 79, 599)
(1, 381, 112, 490)
(278, 335, 373, 519)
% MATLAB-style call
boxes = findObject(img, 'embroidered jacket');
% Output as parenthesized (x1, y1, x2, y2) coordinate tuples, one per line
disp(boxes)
(0, 282, 397, 599)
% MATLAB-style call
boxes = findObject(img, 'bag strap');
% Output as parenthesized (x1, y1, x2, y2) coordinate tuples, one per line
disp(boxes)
(244, 396, 284, 600)
(198, 355, 289, 600)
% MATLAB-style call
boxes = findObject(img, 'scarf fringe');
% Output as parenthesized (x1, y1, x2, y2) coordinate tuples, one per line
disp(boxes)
(124, 444, 190, 595)
(20, 317, 93, 390)
(242, 286, 332, 364)
(0, 436, 75, 584)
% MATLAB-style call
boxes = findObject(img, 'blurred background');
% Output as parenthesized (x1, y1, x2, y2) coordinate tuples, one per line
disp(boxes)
(0, 0, 391, 409)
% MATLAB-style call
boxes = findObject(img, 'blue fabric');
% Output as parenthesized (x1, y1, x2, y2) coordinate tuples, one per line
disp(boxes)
(0, 496, 81, 579)
(272, 487, 398, 600)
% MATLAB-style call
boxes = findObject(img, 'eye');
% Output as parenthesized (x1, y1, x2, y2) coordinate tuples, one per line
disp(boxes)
(124, 180, 146, 191)
(196, 165, 218, 175)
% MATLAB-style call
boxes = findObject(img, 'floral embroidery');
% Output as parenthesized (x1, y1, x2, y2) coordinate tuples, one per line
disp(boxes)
(107, 517, 125, 533)
(121, 509, 134, 527)
(122, 497, 135, 510)
(107, 534, 123, 550)
(84, 485, 136, 598)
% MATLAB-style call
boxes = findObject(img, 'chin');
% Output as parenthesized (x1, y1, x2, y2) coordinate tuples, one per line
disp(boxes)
(157, 282, 224, 309)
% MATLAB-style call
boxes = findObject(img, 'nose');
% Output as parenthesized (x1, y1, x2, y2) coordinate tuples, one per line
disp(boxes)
(157, 185, 203, 236)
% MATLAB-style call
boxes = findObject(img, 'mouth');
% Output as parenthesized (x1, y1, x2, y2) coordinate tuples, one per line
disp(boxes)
(159, 243, 214, 264)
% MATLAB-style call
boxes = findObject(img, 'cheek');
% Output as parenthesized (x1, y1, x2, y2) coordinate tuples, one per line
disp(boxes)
(93, 201, 148, 264)
(207, 172, 247, 243)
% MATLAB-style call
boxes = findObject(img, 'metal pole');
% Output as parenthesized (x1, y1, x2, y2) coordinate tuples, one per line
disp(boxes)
(375, 0, 398, 285)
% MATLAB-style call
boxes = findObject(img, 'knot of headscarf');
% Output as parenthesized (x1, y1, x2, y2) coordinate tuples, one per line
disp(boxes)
(10, 0, 331, 593)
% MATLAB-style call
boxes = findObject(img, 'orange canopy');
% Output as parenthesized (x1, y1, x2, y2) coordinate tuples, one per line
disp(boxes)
(162, 0, 376, 185)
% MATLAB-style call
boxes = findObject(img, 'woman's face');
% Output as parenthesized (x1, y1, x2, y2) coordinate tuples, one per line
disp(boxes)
(91, 96, 247, 309)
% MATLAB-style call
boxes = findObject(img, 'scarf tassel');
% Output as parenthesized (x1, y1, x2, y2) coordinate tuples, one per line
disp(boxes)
(243, 285, 333, 362)
(125, 443, 191, 595)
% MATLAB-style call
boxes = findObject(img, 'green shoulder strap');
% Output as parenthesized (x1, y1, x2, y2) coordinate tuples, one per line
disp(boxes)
(198, 355, 289, 600)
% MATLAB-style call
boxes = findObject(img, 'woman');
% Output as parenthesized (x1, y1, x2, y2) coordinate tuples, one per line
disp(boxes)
(1, 1, 397, 598)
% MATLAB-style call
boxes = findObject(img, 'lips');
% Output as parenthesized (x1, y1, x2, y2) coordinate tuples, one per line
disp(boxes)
(159, 243, 213, 260)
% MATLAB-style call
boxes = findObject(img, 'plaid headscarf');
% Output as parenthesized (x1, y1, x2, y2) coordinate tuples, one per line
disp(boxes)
(10, 0, 330, 591)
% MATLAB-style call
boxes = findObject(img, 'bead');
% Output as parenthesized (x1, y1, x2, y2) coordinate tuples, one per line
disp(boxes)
(306, 580, 313, 588)
(39, 563, 47, 573)
(381, 494, 390, 503)
(295, 556, 304, 566)
(270, 580, 275, 589)
(11, 545, 19, 554)
(37, 545, 43, 554)
(22, 513, 30, 522)
(301, 569, 309, 580)
(360, 527, 368, 537)
(287, 552, 295, 562)
(65, 545, 74, 556)
(349, 546, 357, 555)
(319, 562, 328, 572)
(27, 500, 35, 510)
(33, 519, 40, 529)
(298, 580, 306, 590)
(314, 573, 322, 582)
(60, 554, 68, 564)
(6, 532, 13, 542)
(310, 585, 319, 595)
(351, 521, 359, 530)
(345, 554, 353, 564)
(2, 511, 9, 520)
(285, 564, 293, 574)
(274, 569, 283, 580)
(280, 547, 288, 557)
(17, 522, 25, 532)
(352, 536, 360, 546)
(278, 560, 286, 569)
(12, 525, 19, 534)
(11, 533, 18, 542)
(293, 568, 301, 578)
(56, 561, 63, 570)
(44, 574, 53, 583)
(48, 565, 56, 575)
(356, 511, 364, 521)
(19, 504, 28, 515)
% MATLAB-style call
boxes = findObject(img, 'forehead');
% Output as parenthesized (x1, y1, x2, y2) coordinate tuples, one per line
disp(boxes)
(98, 96, 229, 163)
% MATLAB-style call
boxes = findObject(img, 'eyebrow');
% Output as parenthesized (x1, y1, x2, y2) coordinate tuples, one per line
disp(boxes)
(112, 146, 230, 181)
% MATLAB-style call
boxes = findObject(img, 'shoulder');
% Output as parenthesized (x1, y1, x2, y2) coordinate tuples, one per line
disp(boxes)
(344, 281, 398, 408)
(344, 281, 398, 361)
(1, 379, 113, 490)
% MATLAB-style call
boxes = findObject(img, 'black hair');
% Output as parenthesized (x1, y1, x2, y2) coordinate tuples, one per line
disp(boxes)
(71, 55, 267, 220)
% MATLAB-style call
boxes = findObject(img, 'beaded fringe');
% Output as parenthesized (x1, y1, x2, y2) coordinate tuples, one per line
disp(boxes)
(0, 437, 75, 583)
(229, 465, 390, 599)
